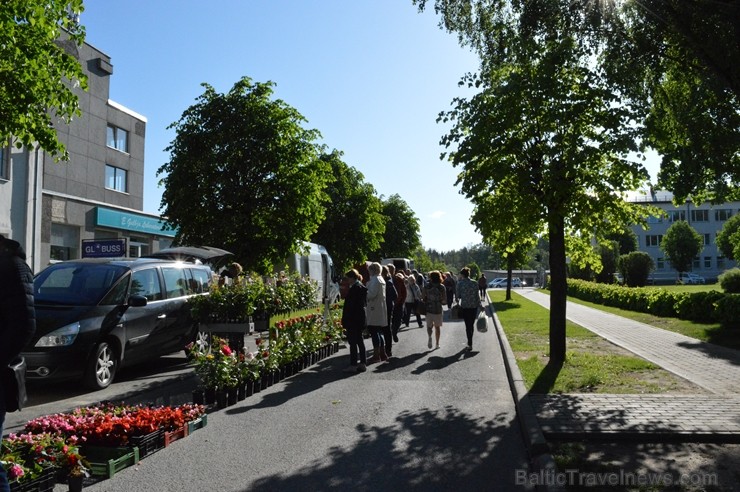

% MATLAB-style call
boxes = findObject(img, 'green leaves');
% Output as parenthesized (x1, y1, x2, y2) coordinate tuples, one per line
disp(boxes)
(0, 0, 87, 160)
(660, 220, 704, 275)
(159, 77, 331, 274)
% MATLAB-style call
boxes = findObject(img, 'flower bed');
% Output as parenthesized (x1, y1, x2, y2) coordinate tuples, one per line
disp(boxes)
(1, 433, 88, 490)
(2, 402, 206, 487)
(23, 402, 205, 448)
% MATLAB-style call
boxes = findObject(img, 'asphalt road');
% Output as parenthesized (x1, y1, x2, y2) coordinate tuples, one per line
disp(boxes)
(8, 310, 534, 491)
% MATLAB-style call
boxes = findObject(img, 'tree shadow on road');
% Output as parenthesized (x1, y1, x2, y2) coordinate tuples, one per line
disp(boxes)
(529, 359, 563, 394)
(244, 405, 529, 491)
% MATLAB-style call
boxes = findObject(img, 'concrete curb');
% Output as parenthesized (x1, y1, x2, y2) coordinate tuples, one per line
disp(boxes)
(488, 303, 564, 492)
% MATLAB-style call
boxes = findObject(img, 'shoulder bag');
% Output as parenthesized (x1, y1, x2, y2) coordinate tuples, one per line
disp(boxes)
(476, 309, 489, 333)
(450, 303, 460, 320)
(3, 356, 28, 412)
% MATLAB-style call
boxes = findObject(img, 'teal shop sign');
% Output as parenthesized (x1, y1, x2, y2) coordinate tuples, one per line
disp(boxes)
(96, 207, 177, 237)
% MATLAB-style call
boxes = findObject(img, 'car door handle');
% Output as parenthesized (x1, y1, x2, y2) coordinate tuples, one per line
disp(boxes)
(157, 314, 167, 319)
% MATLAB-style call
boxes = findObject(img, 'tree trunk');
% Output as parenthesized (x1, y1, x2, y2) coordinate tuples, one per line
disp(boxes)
(548, 214, 567, 365)
(506, 265, 513, 301)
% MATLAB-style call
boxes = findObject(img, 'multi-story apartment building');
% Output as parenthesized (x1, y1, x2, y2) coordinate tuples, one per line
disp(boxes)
(0, 37, 175, 273)
(627, 189, 738, 283)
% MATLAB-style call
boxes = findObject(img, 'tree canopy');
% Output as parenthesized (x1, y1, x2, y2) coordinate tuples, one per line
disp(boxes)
(418, 0, 653, 363)
(715, 214, 740, 262)
(660, 220, 703, 276)
(415, 0, 739, 202)
(158, 77, 332, 274)
(0, 0, 87, 159)
(372, 194, 421, 260)
(310, 150, 386, 273)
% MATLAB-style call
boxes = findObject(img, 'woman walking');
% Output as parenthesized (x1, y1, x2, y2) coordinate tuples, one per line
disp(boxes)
(365, 262, 388, 364)
(456, 267, 480, 351)
(341, 269, 368, 373)
(422, 270, 446, 350)
(403, 274, 423, 328)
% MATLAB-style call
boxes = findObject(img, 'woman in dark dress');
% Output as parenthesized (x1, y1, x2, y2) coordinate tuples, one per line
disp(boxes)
(341, 269, 368, 373)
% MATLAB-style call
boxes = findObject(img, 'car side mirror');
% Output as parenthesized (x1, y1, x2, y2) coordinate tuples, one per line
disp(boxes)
(128, 295, 148, 307)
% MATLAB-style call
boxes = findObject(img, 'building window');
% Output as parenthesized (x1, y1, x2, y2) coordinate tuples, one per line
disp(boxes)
(657, 257, 665, 269)
(50, 223, 79, 261)
(693, 257, 700, 269)
(647, 215, 663, 224)
(105, 165, 127, 192)
(106, 125, 128, 152)
(704, 256, 712, 269)
(715, 209, 733, 221)
(718, 256, 726, 270)
(691, 209, 709, 222)
(0, 145, 8, 180)
(645, 235, 662, 247)
(668, 210, 686, 222)
(704, 233, 711, 246)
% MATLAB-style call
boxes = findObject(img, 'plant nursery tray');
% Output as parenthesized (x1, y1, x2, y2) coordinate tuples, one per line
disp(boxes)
(129, 428, 165, 458)
(9, 467, 55, 492)
(164, 425, 189, 446)
(83, 445, 140, 479)
(187, 414, 208, 434)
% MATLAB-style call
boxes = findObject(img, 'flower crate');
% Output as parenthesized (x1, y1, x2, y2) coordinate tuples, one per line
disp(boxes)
(129, 428, 165, 459)
(164, 425, 188, 447)
(83, 446, 140, 479)
(187, 414, 208, 434)
(9, 467, 55, 492)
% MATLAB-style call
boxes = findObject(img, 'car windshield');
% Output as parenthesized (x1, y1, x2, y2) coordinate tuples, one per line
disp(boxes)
(34, 263, 129, 306)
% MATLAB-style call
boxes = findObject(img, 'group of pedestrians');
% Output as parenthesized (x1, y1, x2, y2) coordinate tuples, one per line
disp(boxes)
(340, 263, 486, 373)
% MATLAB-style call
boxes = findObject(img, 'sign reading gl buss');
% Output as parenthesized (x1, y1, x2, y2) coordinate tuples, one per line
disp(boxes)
(81, 238, 127, 258)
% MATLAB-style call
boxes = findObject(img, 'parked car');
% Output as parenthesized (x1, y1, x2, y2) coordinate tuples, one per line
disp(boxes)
(679, 272, 706, 285)
(488, 278, 506, 288)
(24, 257, 214, 390)
(510, 277, 524, 287)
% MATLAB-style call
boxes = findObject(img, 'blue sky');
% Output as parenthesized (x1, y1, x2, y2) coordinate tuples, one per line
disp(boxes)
(82, 0, 485, 252)
(82, 1, 660, 253)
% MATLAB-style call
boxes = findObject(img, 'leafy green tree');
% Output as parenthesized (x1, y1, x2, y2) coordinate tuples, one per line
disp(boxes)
(660, 220, 703, 278)
(1, 0, 87, 159)
(606, 228, 638, 256)
(599, 0, 740, 202)
(617, 251, 654, 287)
(158, 77, 331, 274)
(373, 194, 421, 260)
(595, 240, 620, 284)
(466, 262, 481, 282)
(425, 6, 650, 364)
(415, 0, 739, 201)
(716, 214, 740, 261)
(310, 150, 386, 273)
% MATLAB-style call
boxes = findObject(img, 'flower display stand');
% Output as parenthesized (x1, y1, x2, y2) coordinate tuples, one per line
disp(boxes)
(9, 467, 55, 492)
(83, 446, 140, 479)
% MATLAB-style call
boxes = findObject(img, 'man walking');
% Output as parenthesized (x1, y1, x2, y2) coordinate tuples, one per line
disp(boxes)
(0, 235, 36, 492)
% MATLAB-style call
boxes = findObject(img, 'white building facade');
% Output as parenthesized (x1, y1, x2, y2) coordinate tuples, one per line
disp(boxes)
(628, 190, 738, 283)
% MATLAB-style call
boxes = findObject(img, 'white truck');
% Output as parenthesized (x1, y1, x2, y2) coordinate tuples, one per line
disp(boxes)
(283, 242, 341, 305)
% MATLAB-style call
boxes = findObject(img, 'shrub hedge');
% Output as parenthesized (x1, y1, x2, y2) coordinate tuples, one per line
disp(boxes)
(565, 278, 740, 328)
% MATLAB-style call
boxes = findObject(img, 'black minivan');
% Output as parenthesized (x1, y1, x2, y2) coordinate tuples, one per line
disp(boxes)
(24, 258, 214, 389)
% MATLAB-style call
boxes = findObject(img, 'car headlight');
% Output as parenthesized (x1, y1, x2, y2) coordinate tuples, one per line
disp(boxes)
(35, 322, 80, 347)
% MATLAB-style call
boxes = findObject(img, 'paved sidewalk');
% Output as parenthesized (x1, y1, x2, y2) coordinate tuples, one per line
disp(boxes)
(498, 289, 740, 443)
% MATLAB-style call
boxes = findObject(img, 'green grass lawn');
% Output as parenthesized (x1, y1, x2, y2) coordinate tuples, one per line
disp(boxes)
(489, 290, 689, 394)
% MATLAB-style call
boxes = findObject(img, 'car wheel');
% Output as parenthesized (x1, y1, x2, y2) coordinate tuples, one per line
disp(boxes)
(192, 330, 211, 356)
(85, 341, 118, 390)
